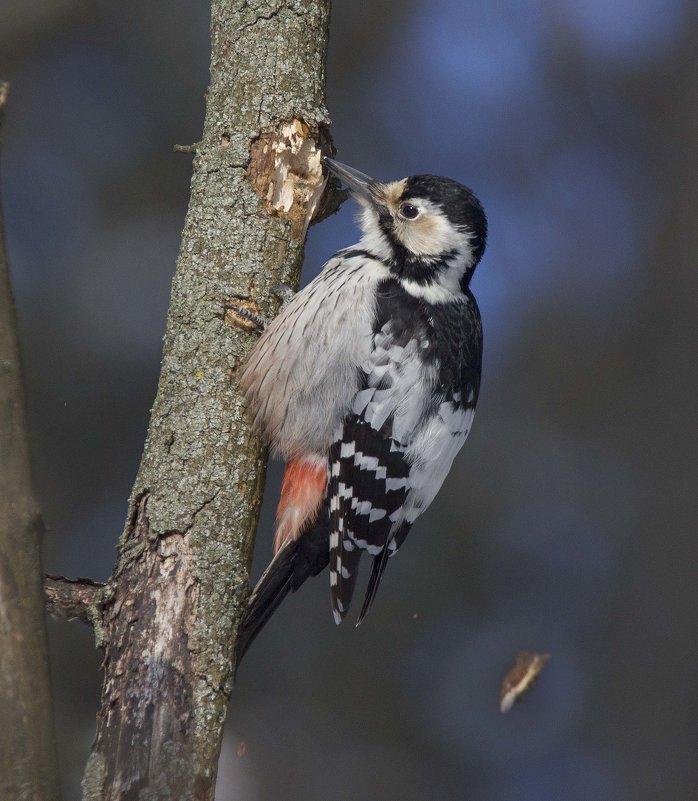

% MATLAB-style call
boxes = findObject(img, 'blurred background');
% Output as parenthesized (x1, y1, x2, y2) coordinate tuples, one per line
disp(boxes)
(1, 1, 696, 799)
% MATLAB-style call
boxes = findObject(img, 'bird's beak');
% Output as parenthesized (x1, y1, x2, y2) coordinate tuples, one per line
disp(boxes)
(323, 157, 381, 208)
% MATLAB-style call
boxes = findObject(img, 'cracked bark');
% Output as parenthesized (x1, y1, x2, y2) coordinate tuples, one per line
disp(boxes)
(0, 81, 62, 801)
(76, 2, 335, 799)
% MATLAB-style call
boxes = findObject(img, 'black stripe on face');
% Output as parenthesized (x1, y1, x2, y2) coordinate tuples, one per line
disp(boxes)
(340, 248, 387, 263)
(402, 175, 487, 268)
(376, 212, 442, 284)
(376, 203, 465, 285)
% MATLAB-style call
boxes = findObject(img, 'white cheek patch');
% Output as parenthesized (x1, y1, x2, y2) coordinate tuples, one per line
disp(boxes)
(396, 201, 471, 259)
(356, 194, 476, 293)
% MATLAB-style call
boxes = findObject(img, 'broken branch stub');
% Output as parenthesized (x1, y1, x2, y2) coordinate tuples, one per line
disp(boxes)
(247, 118, 334, 239)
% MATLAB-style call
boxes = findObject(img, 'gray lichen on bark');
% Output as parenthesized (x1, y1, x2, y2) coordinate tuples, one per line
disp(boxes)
(80, 1, 334, 799)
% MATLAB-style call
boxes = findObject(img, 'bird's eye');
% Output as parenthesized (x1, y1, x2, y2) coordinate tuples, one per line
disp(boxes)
(399, 203, 420, 220)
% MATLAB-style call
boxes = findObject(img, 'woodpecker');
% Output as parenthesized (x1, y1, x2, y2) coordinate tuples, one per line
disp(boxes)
(234, 158, 487, 665)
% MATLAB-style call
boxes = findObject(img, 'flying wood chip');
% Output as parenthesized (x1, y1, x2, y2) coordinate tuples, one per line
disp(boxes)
(500, 651, 549, 713)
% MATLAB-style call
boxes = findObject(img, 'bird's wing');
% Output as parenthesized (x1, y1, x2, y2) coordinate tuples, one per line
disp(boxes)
(328, 413, 411, 623)
(328, 289, 482, 624)
(327, 308, 432, 623)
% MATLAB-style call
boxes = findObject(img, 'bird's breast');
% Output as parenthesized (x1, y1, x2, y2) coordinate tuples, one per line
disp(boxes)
(240, 253, 390, 458)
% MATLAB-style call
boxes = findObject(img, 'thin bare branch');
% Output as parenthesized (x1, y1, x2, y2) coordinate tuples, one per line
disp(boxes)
(0, 78, 62, 801)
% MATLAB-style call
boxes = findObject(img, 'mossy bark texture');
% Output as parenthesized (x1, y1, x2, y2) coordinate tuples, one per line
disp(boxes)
(81, 2, 332, 799)
(0, 81, 63, 801)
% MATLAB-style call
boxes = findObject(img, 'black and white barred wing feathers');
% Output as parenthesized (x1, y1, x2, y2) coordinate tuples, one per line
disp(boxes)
(328, 415, 410, 624)
(327, 309, 478, 624)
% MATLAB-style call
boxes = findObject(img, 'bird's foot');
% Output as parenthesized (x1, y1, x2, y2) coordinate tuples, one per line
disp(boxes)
(223, 300, 269, 332)
(223, 285, 294, 333)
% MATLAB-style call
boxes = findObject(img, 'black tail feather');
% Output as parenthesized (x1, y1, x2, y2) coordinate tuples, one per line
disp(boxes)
(234, 522, 329, 674)
(234, 541, 297, 671)
(356, 522, 411, 626)
(356, 546, 390, 626)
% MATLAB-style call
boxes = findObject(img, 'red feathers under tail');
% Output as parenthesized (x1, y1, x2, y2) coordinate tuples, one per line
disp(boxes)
(273, 456, 327, 552)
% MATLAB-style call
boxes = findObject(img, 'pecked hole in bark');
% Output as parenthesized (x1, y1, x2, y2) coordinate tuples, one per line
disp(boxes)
(247, 118, 330, 239)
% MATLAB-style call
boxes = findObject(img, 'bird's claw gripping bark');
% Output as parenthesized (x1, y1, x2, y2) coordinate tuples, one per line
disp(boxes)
(223, 302, 269, 331)
(224, 285, 295, 332)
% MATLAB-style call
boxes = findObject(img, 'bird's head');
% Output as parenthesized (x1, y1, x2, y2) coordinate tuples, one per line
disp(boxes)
(324, 158, 487, 292)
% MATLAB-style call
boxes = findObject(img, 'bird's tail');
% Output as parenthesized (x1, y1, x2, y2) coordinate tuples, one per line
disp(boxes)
(234, 521, 329, 673)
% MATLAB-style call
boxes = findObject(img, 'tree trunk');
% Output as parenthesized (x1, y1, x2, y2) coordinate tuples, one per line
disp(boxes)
(77, 2, 333, 798)
(0, 81, 62, 801)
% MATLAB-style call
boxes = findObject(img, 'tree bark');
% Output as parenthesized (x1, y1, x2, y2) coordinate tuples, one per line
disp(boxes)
(79, 2, 333, 799)
(0, 81, 63, 801)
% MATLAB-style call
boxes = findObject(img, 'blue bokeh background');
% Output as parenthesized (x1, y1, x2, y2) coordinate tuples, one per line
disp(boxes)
(2, 1, 696, 799)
